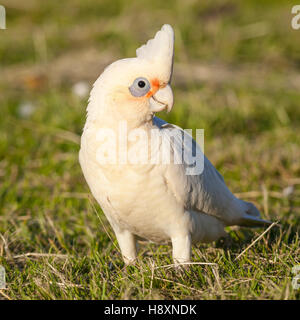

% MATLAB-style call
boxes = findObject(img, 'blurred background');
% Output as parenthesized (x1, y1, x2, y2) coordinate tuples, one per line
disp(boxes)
(0, 0, 299, 299)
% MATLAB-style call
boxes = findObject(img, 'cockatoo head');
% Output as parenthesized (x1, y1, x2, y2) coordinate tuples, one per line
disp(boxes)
(88, 24, 174, 127)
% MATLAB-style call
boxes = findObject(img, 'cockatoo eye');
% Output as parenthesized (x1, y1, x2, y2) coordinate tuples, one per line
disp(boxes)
(129, 77, 151, 97)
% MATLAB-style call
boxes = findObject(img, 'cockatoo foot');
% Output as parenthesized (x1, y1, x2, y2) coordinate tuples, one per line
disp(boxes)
(123, 256, 137, 266)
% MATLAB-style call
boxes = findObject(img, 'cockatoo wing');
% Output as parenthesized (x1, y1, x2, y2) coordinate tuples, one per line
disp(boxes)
(153, 116, 272, 227)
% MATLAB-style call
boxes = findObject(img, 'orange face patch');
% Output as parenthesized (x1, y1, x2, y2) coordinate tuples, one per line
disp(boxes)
(146, 78, 160, 98)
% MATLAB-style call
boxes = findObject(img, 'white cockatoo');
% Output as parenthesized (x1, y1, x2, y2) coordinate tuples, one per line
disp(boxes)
(79, 24, 271, 265)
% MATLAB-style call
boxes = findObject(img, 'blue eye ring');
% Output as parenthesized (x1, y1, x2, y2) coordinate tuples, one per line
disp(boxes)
(129, 77, 151, 97)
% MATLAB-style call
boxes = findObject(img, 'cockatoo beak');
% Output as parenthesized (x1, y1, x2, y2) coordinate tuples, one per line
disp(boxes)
(149, 84, 173, 113)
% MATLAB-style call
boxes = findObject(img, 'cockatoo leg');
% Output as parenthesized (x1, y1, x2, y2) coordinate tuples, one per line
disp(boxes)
(171, 234, 191, 266)
(114, 229, 137, 265)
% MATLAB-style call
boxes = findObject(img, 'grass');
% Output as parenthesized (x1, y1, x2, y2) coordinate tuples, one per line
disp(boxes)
(0, 0, 299, 299)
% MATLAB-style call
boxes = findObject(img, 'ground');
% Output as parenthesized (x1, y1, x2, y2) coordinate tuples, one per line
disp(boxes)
(0, 0, 299, 299)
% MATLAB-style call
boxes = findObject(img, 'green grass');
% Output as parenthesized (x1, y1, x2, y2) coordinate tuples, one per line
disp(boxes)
(0, 0, 299, 299)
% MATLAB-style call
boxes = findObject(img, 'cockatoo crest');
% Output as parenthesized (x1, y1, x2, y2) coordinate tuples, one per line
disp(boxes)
(136, 24, 174, 84)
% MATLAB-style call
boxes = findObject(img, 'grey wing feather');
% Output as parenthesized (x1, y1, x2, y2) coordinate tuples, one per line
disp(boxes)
(153, 116, 272, 227)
